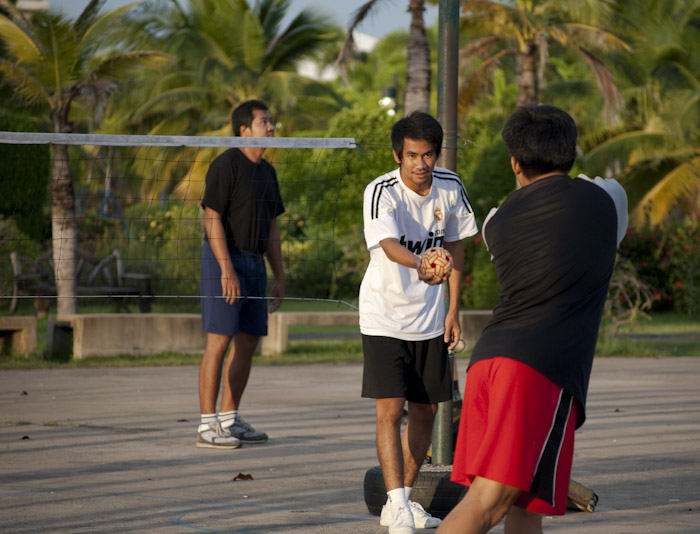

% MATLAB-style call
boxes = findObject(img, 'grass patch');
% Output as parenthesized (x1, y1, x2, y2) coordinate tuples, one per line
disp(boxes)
(596, 336, 700, 357)
(606, 313, 700, 335)
(261, 338, 363, 365)
(1, 310, 697, 369)
(597, 313, 700, 356)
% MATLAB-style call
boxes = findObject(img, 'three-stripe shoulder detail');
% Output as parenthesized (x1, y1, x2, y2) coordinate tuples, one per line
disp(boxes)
(369, 177, 399, 219)
(433, 169, 473, 213)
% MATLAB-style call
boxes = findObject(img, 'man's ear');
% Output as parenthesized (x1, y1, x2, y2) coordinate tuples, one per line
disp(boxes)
(393, 149, 401, 165)
(239, 124, 251, 137)
(512, 156, 528, 188)
(510, 156, 519, 175)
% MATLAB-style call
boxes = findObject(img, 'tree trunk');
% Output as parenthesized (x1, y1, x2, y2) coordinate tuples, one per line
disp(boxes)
(404, 0, 431, 114)
(51, 143, 78, 316)
(516, 41, 538, 107)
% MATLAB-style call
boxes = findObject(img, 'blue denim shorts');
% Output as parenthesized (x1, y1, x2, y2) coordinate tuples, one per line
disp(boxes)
(200, 241, 268, 336)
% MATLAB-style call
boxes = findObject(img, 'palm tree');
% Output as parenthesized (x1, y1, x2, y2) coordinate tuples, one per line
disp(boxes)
(119, 0, 341, 133)
(109, 0, 343, 201)
(458, 0, 630, 121)
(337, 0, 436, 114)
(0, 0, 170, 314)
(581, 0, 700, 226)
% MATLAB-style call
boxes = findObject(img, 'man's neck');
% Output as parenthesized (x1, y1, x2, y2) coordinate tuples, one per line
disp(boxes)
(518, 170, 564, 188)
(241, 146, 264, 163)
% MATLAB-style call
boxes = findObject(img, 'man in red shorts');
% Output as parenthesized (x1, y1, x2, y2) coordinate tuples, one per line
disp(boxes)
(438, 105, 628, 534)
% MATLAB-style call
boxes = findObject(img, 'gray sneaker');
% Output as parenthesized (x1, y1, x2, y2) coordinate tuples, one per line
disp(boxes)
(196, 421, 241, 449)
(227, 416, 268, 443)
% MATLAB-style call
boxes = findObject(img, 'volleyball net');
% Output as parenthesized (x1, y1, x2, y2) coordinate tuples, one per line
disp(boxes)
(0, 131, 372, 313)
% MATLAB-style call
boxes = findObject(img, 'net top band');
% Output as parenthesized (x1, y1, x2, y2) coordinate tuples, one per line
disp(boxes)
(0, 131, 356, 149)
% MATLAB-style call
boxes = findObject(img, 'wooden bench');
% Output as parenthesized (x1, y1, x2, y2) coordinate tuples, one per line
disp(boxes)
(10, 249, 153, 315)
(260, 309, 493, 355)
(0, 315, 36, 356)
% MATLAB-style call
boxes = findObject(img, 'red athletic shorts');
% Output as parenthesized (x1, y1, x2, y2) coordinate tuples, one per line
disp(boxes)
(451, 357, 580, 515)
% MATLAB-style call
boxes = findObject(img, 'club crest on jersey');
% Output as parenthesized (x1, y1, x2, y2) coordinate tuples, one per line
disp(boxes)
(434, 207, 443, 222)
(399, 230, 445, 254)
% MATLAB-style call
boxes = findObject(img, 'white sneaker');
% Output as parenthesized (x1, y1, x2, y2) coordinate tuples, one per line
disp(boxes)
(407, 501, 441, 528)
(381, 501, 441, 529)
(386, 505, 416, 534)
(196, 421, 241, 449)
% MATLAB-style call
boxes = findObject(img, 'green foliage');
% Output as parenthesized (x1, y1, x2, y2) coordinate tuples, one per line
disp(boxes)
(281, 228, 336, 300)
(458, 112, 513, 226)
(618, 219, 700, 315)
(118, 0, 342, 135)
(339, 27, 439, 113)
(73, 201, 203, 298)
(582, 0, 700, 226)
(276, 107, 396, 301)
(603, 255, 654, 330)
(0, 110, 50, 242)
(324, 105, 396, 227)
(124, 203, 202, 297)
(461, 236, 499, 310)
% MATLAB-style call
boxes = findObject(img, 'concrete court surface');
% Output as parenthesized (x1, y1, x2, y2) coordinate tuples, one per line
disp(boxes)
(0, 357, 699, 534)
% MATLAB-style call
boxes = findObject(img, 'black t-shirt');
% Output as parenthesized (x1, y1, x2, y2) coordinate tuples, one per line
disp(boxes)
(201, 148, 284, 254)
(470, 174, 619, 427)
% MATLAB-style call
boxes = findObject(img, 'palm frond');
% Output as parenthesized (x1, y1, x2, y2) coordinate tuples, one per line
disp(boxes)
(459, 35, 504, 64)
(0, 0, 34, 39)
(631, 156, 700, 226)
(0, 14, 41, 63)
(679, 90, 700, 138)
(133, 85, 216, 118)
(583, 130, 672, 176)
(575, 46, 622, 122)
(238, 7, 266, 73)
(74, 0, 107, 39)
(88, 50, 173, 81)
(336, 0, 380, 66)
(0, 58, 50, 105)
(80, 3, 139, 49)
(457, 49, 516, 111)
(557, 22, 632, 53)
(256, 0, 287, 42)
(39, 15, 80, 96)
(268, 10, 335, 69)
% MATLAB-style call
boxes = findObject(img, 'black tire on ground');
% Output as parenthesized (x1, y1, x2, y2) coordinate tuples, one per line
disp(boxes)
(364, 465, 468, 519)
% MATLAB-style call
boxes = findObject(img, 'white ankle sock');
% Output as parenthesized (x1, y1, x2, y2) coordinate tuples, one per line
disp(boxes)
(199, 413, 217, 432)
(404, 486, 413, 500)
(387, 487, 409, 515)
(219, 410, 237, 429)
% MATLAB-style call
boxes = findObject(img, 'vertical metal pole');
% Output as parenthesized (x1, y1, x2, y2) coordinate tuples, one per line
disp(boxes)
(436, 0, 459, 172)
(432, 0, 460, 467)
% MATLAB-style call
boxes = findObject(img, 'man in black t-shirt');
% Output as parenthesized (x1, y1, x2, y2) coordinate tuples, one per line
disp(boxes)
(196, 100, 285, 449)
(438, 106, 628, 534)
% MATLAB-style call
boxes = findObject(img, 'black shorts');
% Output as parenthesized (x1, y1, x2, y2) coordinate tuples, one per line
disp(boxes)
(361, 335, 452, 404)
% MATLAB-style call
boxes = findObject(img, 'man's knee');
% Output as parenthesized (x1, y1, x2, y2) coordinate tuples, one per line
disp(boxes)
(470, 476, 522, 526)
(204, 333, 231, 357)
(407, 401, 437, 425)
(376, 398, 405, 426)
(234, 331, 260, 354)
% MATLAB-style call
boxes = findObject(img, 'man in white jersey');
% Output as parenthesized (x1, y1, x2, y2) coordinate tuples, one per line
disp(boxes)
(360, 112, 478, 534)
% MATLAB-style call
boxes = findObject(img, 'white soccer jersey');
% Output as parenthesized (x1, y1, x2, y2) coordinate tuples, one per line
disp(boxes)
(359, 167, 478, 340)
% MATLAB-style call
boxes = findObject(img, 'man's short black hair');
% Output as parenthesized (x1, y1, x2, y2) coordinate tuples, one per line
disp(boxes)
(231, 99, 269, 136)
(501, 105, 578, 178)
(391, 111, 443, 160)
